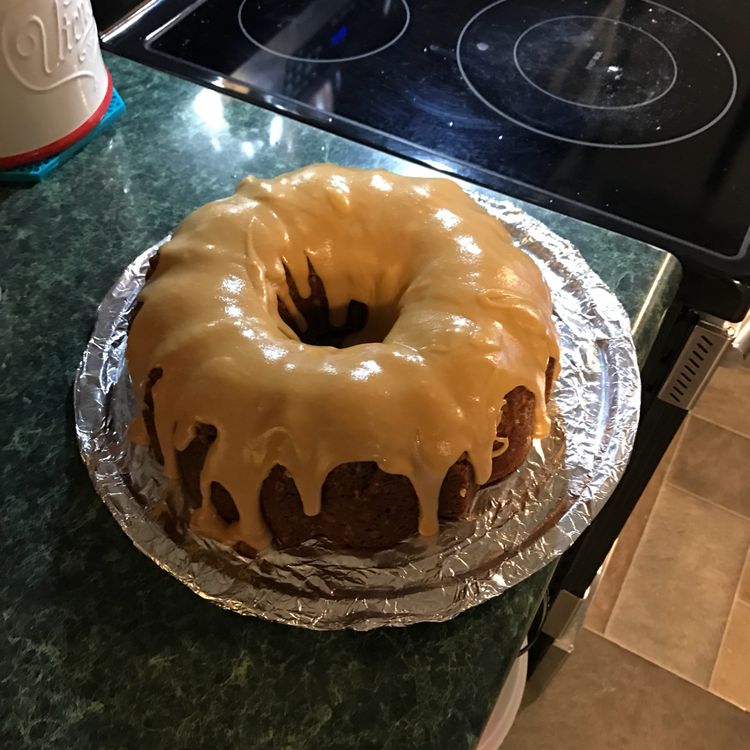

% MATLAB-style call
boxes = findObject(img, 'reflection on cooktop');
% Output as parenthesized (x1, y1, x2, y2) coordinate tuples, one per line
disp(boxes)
(457, 0, 737, 147)
(514, 17, 677, 110)
(238, 0, 410, 62)
(141, 0, 749, 273)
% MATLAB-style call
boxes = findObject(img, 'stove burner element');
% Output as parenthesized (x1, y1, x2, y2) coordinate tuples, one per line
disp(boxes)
(513, 16, 676, 110)
(457, 0, 738, 148)
(238, 0, 410, 63)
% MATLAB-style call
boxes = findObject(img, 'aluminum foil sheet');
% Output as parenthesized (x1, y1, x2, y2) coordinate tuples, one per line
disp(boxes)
(74, 197, 640, 630)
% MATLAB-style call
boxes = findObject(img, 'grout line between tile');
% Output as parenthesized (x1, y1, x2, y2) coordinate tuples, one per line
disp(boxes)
(663, 414, 691, 482)
(662, 481, 750, 524)
(708, 686, 750, 714)
(737, 545, 750, 606)
(708, 579, 744, 689)
(603, 629, 710, 693)
(691, 409, 750, 442)
(583, 537, 624, 637)
(708, 599, 750, 713)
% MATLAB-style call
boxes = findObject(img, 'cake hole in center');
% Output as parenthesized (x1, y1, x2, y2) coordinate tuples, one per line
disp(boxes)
(277, 258, 399, 348)
(278, 299, 400, 348)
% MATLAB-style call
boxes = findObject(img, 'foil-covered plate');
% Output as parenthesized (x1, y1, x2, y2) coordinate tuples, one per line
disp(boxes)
(75, 197, 639, 630)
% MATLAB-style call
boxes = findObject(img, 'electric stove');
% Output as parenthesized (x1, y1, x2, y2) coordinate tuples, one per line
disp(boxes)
(98, 0, 750, 319)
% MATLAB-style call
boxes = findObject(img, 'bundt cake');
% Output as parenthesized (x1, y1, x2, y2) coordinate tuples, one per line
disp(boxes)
(127, 165, 559, 552)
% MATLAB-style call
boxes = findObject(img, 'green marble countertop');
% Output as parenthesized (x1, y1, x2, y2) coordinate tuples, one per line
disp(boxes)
(0, 55, 680, 749)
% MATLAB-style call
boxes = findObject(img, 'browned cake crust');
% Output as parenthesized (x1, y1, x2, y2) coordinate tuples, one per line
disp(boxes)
(134, 252, 555, 552)
(144, 368, 552, 551)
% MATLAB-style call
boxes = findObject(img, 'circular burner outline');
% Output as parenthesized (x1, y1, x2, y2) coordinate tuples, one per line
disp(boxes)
(237, 0, 411, 64)
(512, 15, 678, 111)
(456, 0, 739, 148)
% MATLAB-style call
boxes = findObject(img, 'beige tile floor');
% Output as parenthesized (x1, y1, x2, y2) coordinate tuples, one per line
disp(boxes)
(504, 629, 750, 750)
(585, 364, 750, 712)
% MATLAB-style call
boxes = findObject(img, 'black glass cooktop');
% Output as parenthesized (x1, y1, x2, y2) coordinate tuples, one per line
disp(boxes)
(99, 0, 750, 296)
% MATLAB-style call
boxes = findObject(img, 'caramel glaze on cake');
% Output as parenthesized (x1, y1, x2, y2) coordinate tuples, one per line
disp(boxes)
(127, 165, 560, 552)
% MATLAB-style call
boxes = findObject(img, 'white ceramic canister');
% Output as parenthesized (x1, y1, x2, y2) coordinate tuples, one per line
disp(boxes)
(0, 0, 111, 168)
